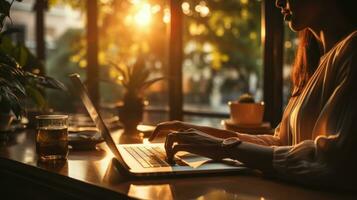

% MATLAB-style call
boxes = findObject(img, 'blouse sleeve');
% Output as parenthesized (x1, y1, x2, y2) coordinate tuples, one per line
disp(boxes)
(272, 48, 357, 190)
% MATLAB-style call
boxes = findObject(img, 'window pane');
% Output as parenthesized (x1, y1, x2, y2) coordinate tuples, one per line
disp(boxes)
(182, 0, 263, 117)
(97, 0, 169, 124)
(10, 1, 36, 50)
(10, 1, 86, 112)
(143, 111, 169, 125)
(184, 115, 224, 127)
(45, 2, 86, 112)
(283, 24, 298, 107)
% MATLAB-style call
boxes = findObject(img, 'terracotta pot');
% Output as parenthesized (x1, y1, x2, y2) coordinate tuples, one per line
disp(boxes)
(117, 94, 146, 134)
(228, 101, 265, 125)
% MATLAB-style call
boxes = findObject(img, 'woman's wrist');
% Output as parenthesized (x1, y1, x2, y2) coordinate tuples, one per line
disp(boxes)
(220, 137, 242, 159)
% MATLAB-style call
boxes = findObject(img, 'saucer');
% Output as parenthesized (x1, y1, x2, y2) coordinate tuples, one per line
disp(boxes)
(222, 119, 273, 135)
(68, 130, 104, 150)
(223, 119, 271, 129)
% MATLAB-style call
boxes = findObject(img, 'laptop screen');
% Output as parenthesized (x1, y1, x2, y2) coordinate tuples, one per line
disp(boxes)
(69, 74, 126, 166)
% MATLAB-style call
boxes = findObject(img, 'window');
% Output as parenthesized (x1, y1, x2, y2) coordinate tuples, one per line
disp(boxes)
(45, 2, 86, 112)
(9, 1, 86, 112)
(97, 0, 170, 124)
(182, 0, 263, 126)
(10, 0, 286, 127)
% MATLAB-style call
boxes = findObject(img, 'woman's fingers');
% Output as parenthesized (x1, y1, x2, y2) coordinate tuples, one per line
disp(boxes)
(149, 123, 165, 141)
(165, 132, 178, 163)
(164, 132, 197, 162)
(149, 121, 181, 141)
(164, 131, 225, 163)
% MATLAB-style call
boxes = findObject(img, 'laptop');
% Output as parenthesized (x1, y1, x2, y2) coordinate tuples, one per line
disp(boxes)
(69, 74, 246, 177)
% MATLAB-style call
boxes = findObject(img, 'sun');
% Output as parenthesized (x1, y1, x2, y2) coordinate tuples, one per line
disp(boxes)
(134, 3, 152, 27)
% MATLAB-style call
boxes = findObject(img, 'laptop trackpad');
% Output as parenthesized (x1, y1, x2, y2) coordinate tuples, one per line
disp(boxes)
(176, 152, 210, 168)
(176, 152, 243, 168)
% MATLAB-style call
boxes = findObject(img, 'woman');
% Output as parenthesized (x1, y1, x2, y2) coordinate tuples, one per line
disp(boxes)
(149, 0, 357, 190)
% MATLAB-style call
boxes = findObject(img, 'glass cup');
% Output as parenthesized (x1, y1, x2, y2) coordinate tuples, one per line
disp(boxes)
(36, 115, 69, 161)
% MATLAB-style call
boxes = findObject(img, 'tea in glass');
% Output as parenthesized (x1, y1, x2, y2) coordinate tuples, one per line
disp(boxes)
(36, 115, 69, 161)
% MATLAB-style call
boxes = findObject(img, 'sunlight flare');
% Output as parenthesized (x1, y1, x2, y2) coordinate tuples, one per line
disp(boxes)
(134, 3, 152, 27)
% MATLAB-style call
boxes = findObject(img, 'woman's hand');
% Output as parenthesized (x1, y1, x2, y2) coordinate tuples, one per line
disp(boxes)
(164, 128, 227, 163)
(162, 128, 275, 173)
(149, 121, 193, 141)
(149, 120, 239, 141)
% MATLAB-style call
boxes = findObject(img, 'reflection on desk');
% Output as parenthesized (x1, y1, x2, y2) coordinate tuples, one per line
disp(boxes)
(0, 129, 355, 200)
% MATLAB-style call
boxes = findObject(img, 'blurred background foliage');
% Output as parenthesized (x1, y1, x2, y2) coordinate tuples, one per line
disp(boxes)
(46, 0, 265, 110)
(41, 0, 297, 117)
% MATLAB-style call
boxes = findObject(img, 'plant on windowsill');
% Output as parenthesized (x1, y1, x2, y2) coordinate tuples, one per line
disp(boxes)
(0, 0, 66, 131)
(110, 55, 164, 136)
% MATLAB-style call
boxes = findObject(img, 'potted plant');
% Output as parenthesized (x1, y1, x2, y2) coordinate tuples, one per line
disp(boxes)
(110, 55, 164, 135)
(0, 53, 66, 130)
(0, 0, 65, 131)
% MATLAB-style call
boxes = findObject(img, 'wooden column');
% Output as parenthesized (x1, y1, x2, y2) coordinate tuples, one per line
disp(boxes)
(262, 0, 284, 127)
(169, 0, 183, 120)
(34, 0, 47, 75)
(86, 0, 99, 106)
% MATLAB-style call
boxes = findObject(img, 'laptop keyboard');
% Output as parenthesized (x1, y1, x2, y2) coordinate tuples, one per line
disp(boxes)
(124, 146, 170, 168)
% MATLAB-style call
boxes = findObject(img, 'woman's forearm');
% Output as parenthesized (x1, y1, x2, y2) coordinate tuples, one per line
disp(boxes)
(227, 142, 274, 172)
(236, 133, 281, 146)
(182, 123, 281, 146)
(178, 122, 281, 150)
(184, 123, 239, 138)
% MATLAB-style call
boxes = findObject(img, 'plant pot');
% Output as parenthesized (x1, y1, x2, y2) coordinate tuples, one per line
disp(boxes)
(117, 95, 146, 135)
(0, 113, 14, 132)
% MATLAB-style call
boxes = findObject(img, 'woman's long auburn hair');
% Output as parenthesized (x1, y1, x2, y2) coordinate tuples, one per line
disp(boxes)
(291, 29, 321, 97)
(290, 0, 357, 97)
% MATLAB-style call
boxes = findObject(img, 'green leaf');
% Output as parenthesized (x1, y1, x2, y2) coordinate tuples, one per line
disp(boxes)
(0, 63, 26, 85)
(140, 77, 165, 92)
(0, 85, 23, 117)
(24, 72, 67, 91)
(0, 78, 26, 97)
(0, 36, 15, 54)
(25, 85, 48, 110)
(130, 56, 146, 81)
(134, 68, 150, 89)
(15, 45, 29, 66)
(109, 61, 128, 83)
(0, 52, 20, 69)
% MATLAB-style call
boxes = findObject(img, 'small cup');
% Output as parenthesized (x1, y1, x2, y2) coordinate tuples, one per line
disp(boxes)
(228, 101, 265, 125)
(36, 115, 69, 161)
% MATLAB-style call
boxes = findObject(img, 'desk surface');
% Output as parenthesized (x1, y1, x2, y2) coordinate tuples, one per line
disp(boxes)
(0, 129, 355, 200)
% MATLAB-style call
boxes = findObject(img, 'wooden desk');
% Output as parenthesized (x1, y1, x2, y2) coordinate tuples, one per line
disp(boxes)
(0, 129, 355, 200)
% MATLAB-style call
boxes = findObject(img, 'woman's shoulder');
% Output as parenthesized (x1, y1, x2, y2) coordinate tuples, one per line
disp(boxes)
(343, 30, 357, 41)
(335, 30, 357, 58)
(332, 30, 357, 81)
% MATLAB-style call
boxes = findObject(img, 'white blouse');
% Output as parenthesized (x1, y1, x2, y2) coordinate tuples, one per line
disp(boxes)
(237, 30, 357, 190)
